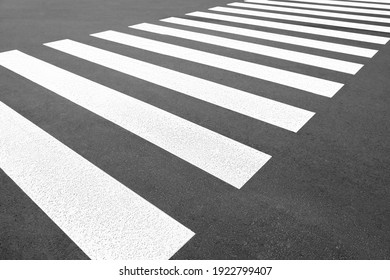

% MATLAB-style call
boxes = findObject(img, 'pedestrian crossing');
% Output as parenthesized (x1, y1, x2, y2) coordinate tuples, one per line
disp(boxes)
(161, 17, 378, 57)
(345, 0, 390, 3)
(211, 6, 390, 33)
(88, 31, 343, 96)
(45, 40, 314, 132)
(0, 101, 195, 260)
(278, 0, 390, 10)
(1, 0, 389, 260)
(130, 23, 363, 74)
(235, 2, 390, 24)
(0, 49, 272, 190)
(186, 11, 389, 43)
(244, 0, 390, 16)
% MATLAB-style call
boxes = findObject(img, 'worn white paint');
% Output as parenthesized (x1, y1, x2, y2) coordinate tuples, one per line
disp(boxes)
(131, 22, 363, 74)
(91, 30, 343, 97)
(244, 0, 390, 16)
(234, 1, 390, 24)
(1, 49, 271, 189)
(276, 0, 390, 10)
(161, 17, 378, 58)
(187, 11, 388, 44)
(210, 6, 390, 34)
(0, 100, 194, 260)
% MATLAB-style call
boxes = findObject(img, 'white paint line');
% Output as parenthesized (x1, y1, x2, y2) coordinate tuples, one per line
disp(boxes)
(43, 38, 313, 133)
(277, 0, 390, 10)
(344, 0, 390, 3)
(0, 100, 194, 260)
(187, 11, 389, 44)
(244, 0, 390, 16)
(44, 38, 314, 133)
(131, 23, 363, 74)
(233, 1, 390, 24)
(43, 37, 313, 132)
(210, 6, 390, 33)
(161, 17, 378, 58)
(90, 30, 342, 97)
(0, 49, 271, 189)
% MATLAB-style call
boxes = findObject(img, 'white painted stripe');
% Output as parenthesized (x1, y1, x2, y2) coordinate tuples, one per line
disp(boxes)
(45, 40, 314, 134)
(0, 50, 271, 189)
(279, 0, 390, 10)
(187, 11, 389, 44)
(46, 42, 313, 134)
(244, 0, 390, 16)
(0, 100, 194, 260)
(131, 23, 362, 74)
(233, 1, 390, 24)
(161, 17, 378, 57)
(90, 30, 342, 97)
(42, 39, 315, 133)
(210, 6, 390, 33)
(345, 0, 390, 3)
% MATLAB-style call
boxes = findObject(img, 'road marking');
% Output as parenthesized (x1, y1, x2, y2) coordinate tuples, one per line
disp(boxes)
(41, 41, 313, 133)
(44, 38, 314, 133)
(131, 22, 363, 74)
(0, 49, 271, 189)
(90, 30, 343, 97)
(161, 17, 378, 58)
(210, 6, 390, 33)
(0, 101, 194, 260)
(244, 0, 390, 16)
(233, 1, 390, 24)
(279, 0, 390, 10)
(187, 11, 389, 44)
(342, 0, 390, 3)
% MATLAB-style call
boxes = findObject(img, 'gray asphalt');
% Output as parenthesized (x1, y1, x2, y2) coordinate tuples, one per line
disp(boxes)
(0, 0, 389, 259)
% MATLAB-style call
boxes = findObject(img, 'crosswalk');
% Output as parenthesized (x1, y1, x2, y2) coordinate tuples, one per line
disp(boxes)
(129, 23, 363, 73)
(275, 0, 390, 9)
(1, 0, 389, 260)
(160, 17, 378, 56)
(0, 101, 195, 260)
(236, 1, 390, 24)
(188, 11, 389, 43)
(244, 0, 390, 16)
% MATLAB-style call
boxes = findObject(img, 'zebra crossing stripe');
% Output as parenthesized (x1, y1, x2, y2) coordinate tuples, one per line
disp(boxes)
(161, 17, 378, 58)
(281, 0, 390, 10)
(210, 6, 390, 33)
(187, 11, 389, 44)
(41, 42, 313, 133)
(44, 39, 315, 132)
(131, 23, 363, 74)
(0, 100, 194, 260)
(232, 1, 390, 24)
(244, 0, 390, 16)
(90, 30, 343, 97)
(43, 40, 315, 133)
(0, 49, 271, 189)
(342, 0, 390, 3)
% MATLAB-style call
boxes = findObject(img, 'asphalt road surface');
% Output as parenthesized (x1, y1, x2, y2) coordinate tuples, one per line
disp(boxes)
(1, 0, 390, 260)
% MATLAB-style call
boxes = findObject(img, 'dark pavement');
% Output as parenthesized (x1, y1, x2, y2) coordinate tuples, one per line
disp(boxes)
(0, 0, 389, 259)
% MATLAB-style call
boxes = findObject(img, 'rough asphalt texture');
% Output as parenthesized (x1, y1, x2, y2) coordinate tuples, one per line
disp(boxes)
(0, 0, 389, 259)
